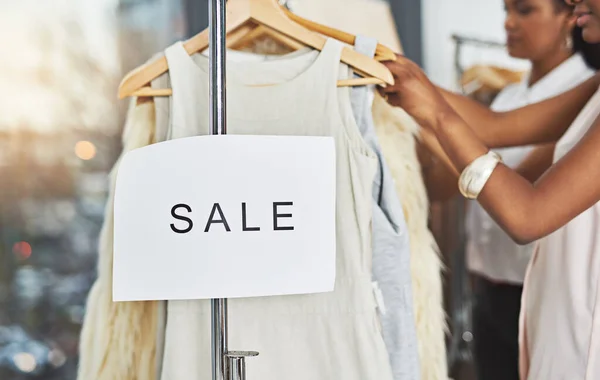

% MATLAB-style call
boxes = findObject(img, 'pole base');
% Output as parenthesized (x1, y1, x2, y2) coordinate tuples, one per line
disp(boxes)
(226, 351, 259, 380)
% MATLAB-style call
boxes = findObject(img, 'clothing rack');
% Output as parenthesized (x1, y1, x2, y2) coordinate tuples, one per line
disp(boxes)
(208, 1, 259, 379)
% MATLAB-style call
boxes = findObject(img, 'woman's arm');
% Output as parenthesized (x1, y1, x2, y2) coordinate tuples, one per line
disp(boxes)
(419, 129, 555, 201)
(418, 141, 458, 201)
(515, 144, 555, 183)
(382, 56, 600, 244)
(437, 110, 600, 244)
(436, 76, 600, 147)
(418, 129, 460, 201)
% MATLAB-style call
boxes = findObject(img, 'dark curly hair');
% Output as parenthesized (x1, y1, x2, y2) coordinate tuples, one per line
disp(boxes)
(553, 0, 600, 69)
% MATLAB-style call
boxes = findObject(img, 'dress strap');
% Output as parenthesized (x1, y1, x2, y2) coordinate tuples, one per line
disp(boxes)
(164, 42, 205, 140)
(304, 38, 345, 90)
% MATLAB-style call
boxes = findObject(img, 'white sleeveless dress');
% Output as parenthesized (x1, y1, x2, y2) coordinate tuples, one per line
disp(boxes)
(158, 39, 394, 380)
(519, 87, 600, 379)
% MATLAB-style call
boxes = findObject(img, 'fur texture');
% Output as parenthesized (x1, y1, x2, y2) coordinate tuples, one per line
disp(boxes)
(77, 99, 159, 380)
(372, 94, 448, 380)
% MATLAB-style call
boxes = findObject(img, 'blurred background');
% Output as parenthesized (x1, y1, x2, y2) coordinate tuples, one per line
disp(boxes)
(0, 0, 528, 379)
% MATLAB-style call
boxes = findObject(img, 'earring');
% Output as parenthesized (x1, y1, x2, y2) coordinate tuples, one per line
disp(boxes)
(565, 35, 573, 50)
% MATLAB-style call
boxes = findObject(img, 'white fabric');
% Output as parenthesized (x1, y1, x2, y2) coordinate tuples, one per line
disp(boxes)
(466, 53, 594, 284)
(159, 39, 393, 380)
(155, 43, 419, 380)
(519, 86, 600, 380)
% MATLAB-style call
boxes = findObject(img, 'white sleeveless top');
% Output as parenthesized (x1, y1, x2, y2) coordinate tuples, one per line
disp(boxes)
(158, 39, 394, 380)
(519, 87, 600, 379)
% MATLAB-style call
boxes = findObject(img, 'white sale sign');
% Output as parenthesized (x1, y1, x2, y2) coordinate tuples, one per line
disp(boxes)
(113, 135, 336, 302)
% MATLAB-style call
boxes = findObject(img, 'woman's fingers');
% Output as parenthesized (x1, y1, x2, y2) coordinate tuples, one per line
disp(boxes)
(376, 58, 420, 105)
(385, 54, 419, 71)
(380, 70, 411, 93)
(380, 59, 423, 93)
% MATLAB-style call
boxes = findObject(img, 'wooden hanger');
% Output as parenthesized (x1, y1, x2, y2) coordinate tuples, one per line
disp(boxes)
(230, 5, 396, 61)
(230, 22, 306, 51)
(225, 23, 257, 46)
(118, 0, 394, 99)
(281, 7, 396, 62)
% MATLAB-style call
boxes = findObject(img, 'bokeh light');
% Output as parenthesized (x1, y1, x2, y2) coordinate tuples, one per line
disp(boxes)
(13, 352, 37, 373)
(12, 241, 32, 260)
(74, 140, 97, 160)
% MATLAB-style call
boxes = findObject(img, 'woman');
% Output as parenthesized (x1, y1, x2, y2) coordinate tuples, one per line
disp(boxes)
(420, 1, 595, 379)
(380, 0, 600, 378)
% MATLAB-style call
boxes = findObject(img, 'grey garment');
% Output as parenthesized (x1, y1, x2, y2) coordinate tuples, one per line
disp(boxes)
(351, 35, 420, 380)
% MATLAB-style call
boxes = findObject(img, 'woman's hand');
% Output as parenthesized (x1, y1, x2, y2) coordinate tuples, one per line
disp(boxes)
(378, 54, 457, 129)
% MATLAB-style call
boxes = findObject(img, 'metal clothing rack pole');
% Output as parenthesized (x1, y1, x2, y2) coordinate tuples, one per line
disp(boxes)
(208, 1, 259, 379)
(209, 0, 228, 379)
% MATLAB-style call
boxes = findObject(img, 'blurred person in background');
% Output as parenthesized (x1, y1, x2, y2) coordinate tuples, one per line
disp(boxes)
(419, 1, 596, 379)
